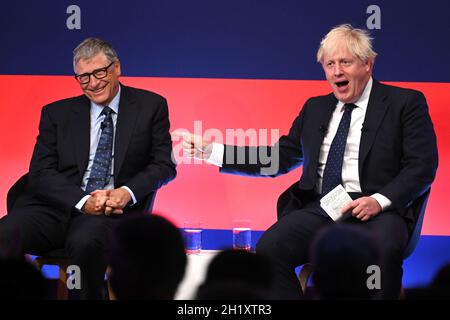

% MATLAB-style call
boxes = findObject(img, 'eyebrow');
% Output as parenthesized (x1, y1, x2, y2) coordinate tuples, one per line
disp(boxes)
(325, 58, 353, 63)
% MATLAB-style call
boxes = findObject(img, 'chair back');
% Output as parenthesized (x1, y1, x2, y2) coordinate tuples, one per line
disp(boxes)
(6, 173, 29, 213)
(276, 182, 300, 220)
(403, 189, 431, 259)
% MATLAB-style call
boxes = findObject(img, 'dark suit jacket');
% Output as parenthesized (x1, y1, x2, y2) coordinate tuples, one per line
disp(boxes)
(220, 80, 438, 224)
(14, 84, 176, 216)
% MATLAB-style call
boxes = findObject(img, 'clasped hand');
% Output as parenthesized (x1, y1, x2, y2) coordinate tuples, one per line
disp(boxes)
(82, 188, 131, 216)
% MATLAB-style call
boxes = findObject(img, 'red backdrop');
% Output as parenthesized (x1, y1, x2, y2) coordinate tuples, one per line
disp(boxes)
(0, 75, 448, 235)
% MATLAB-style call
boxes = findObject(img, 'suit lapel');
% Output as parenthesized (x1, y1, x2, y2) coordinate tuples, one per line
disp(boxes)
(70, 96, 91, 181)
(114, 85, 140, 181)
(358, 80, 389, 176)
(309, 94, 337, 177)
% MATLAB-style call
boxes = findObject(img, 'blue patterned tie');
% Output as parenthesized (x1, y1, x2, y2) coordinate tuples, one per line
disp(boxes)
(85, 106, 114, 193)
(321, 103, 357, 196)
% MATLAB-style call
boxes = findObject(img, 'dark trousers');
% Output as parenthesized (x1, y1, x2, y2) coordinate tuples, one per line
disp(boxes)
(256, 200, 409, 300)
(0, 204, 121, 300)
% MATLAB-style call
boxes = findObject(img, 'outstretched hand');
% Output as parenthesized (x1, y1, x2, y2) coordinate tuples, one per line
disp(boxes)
(172, 130, 213, 160)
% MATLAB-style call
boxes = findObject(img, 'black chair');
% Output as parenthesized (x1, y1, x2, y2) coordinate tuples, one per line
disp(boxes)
(276, 182, 431, 297)
(6, 173, 156, 299)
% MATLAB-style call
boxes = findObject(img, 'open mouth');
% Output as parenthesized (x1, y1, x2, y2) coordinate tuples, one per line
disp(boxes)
(335, 80, 349, 88)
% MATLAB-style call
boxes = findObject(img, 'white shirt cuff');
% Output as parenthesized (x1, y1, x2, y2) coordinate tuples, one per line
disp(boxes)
(75, 195, 91, 213)
(371, 193, 392, 211)
(205, 142, 224, 167)
(121, 186, 137, 205)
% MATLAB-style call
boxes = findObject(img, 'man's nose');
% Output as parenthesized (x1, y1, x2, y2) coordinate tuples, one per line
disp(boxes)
(333, 64, 343, 76)
(89, 76, 101, 88)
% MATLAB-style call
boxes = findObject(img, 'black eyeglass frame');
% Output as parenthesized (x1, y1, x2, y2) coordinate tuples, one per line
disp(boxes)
(74, 61, 115, 84)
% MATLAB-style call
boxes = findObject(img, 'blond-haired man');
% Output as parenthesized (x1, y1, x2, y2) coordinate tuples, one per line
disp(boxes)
(179, 25, 438, 299)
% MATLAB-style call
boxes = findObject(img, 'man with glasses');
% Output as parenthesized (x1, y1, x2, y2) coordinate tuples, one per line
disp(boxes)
(0, 38, 176, 299)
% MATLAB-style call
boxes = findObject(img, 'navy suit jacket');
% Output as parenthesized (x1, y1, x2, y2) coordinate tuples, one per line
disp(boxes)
(15, 85, 176, 216)
(221, 80, 438, 224)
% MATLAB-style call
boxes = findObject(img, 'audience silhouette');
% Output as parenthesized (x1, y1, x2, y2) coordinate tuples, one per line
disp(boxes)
(108, 214, 186, 299)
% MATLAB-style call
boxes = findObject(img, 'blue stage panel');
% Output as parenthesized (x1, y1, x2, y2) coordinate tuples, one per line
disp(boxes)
(36, 233, 450, 290)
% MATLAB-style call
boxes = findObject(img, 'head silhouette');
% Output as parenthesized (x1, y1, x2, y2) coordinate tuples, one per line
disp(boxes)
(0, 258, 49, 299)
(196, 249, 275, 299)
(311, 224, 381, 300)
(108, 214, 186, 299)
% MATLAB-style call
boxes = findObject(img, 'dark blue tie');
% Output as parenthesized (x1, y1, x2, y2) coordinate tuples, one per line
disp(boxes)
(85, 106, 114, 193)
(321, 103, 357, 196)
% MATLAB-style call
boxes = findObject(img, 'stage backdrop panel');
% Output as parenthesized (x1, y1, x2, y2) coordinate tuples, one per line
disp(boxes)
(1, 1, 449, 238)
(1, 76, 448, 236)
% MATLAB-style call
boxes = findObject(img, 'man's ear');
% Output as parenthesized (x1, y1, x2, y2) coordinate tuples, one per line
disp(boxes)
(365, 58, 374, 72)
(115, 59, 121, 76)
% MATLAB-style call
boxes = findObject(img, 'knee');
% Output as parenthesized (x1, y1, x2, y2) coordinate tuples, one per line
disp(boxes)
(65, 234, 105, 258)
(379, 242, 405, 265)
(256, 229, 276, 255)
(65, 219, 112, 258)
(256, 229, 291, 260)
(0, 216, 18, 239)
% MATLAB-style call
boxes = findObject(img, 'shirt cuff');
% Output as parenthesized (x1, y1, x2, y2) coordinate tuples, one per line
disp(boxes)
(121, 186, 137, 206)
(205, 142, 224, 167)
(75, 195, 91, 213)
(371, 193, 392, 211)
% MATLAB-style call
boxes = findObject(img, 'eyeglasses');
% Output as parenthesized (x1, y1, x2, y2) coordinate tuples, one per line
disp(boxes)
(74, 61, 115, 84)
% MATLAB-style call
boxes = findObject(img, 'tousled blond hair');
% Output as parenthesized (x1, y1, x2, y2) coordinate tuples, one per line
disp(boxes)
(317, 24, 377, 63)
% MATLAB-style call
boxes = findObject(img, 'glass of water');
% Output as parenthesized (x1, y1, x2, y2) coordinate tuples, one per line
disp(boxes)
(233, 219, 252, 251)
(183, 221, 202, 254)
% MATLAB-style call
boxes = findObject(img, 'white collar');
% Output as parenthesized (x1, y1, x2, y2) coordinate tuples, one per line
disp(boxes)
(91, 85, 121, 118)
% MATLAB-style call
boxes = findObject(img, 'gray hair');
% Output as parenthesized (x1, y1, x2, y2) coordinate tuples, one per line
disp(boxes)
(317, 24, 377, 64)
(73, 38, 118, 69)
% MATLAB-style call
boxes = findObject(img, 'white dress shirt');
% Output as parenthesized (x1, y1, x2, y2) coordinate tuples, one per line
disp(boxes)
(75, 86, 137, 211)
(207, 77, 392, 210)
